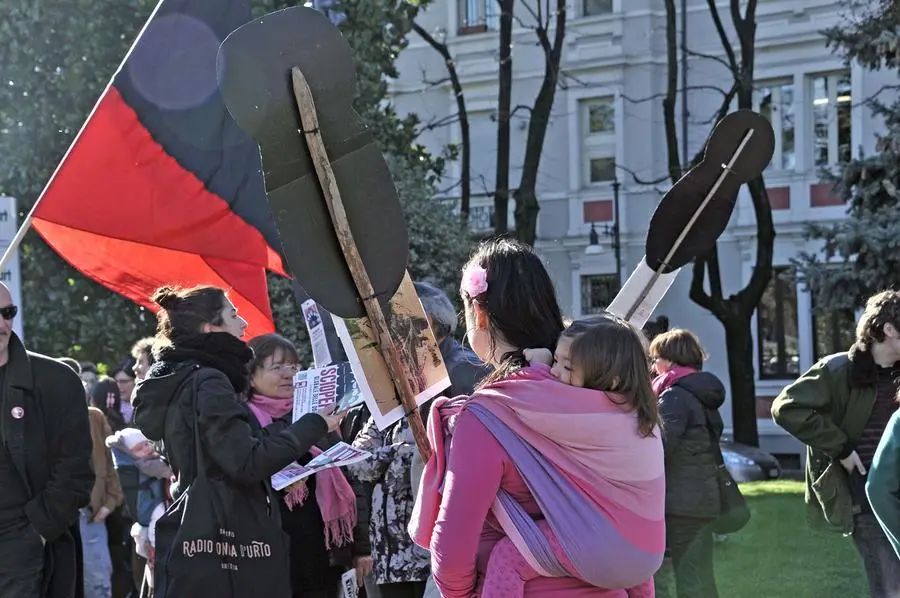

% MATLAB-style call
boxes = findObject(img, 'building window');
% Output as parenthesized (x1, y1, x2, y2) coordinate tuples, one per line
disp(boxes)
(754, 80, 795, 170)
(583, 0, 613, 17)
(458, 0, 500, 33)
(810, 72, 852, 167)
(757, 267, 800, 380)
(581, 97, 616, 185)
(581, 274, 619, 315)
(811, 295, 856, 362)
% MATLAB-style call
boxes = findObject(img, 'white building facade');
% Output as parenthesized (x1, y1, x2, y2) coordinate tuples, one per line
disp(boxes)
(390, 0, 896, 464)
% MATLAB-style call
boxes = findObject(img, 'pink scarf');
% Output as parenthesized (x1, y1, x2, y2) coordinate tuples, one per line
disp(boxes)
(247, 394, 356, 549)
(651, 366, 697, 396)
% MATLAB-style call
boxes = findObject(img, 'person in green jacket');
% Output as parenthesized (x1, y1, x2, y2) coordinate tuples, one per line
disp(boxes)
(867, 409, 900, 560)
(772, 290, 900, 597)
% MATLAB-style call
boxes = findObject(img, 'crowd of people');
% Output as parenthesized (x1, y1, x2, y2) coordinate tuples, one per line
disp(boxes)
(2, 238, 900, 598)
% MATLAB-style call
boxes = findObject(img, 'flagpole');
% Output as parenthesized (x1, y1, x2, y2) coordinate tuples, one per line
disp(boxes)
(0, 0, 170, 271)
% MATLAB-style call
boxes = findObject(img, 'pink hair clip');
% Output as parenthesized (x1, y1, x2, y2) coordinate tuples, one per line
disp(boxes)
(461, 265, 489, 298)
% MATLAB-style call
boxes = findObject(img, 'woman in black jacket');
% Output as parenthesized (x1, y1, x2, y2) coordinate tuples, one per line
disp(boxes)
(246, 333, 355, 598)
(132, 285, 342, 598)
(649, 328, 725, 598)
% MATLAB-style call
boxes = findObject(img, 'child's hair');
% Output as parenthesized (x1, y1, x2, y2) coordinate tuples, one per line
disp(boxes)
(462, 238, 564, 387)
(648, 328, 707, 370)
(563, 314, 661, 437)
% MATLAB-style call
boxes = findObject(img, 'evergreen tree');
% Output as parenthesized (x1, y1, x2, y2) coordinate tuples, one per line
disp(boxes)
(796, 1, 900, 308)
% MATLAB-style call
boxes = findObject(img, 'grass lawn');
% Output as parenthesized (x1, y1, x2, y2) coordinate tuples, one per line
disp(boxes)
(654, 480, 868, 598)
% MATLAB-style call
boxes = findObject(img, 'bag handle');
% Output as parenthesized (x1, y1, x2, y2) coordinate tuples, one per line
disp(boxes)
(172, 364, 204, 481)
(701, 406, 727, 468)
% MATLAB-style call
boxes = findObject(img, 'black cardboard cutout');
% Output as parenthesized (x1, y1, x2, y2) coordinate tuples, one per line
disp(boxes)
(216, 6, 409, 318)
(645, 109, 774, 273)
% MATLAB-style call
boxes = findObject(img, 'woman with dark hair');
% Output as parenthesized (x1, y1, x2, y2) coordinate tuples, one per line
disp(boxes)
(113, 359, 138, 423)
(648, 329, 725, 598)
(82, 398, 124, 598)
(246, 333, 356, 598)
(409, 239, 666, 597)
(88, 378, 134, 597)
(89, 377, 127, 433)
(132, 285, 343, 598)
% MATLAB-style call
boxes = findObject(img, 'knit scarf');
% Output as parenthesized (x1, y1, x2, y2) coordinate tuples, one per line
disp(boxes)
(155, 332, 252, 393)
(247, 393, 356, 549)
(651, 366, 697, 396)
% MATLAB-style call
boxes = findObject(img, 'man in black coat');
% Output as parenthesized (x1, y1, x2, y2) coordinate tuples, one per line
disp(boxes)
(0, 282, 94, 598)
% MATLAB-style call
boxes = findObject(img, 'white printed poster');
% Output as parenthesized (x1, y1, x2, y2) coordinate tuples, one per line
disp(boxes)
(302, 299, 333, 368)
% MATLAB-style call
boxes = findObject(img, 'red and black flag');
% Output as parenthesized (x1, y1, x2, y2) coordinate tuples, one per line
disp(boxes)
(31, 0, 286, 337)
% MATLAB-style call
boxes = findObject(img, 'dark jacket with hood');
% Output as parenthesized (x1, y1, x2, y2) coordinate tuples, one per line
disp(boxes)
(658, 371, 726, 519)
(131, 333, 329, 587)
(0, 334, 94, 598)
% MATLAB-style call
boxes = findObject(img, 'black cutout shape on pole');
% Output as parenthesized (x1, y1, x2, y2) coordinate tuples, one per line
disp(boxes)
(645, 109, 775, 273)
(216, 6, 409, 318)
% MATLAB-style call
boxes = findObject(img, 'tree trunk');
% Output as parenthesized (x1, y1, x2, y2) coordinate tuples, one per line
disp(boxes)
(410, 22, 471, 223)
(513, 0, 566, 245)
(494, 0, 514, 235)
(723, 316, 759, 446)
(660, 0, 769, 447)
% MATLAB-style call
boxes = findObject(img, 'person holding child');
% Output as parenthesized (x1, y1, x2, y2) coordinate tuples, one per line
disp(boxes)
(409, 238, 666, 597)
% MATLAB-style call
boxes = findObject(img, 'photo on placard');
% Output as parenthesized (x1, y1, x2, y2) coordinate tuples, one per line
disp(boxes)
(332, 271, 450, 430)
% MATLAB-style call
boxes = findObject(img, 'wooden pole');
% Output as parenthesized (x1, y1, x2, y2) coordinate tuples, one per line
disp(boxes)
(291, 67, 432, 462)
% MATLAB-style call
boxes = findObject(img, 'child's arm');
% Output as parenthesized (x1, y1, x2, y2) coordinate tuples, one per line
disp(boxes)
(136, 456, 173, 480)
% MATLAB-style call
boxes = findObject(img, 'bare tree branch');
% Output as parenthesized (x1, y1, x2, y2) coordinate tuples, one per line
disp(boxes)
(511, 104, 532, 117)
(416, 113, 461, 134)
(855, 82, 900, 107)
(412, 21, 472, 221)
(705, 0, 739, 74)
(494, 0, 514, 234)
(513, 0, 567, 244)
(683, 47, 733, 71)
(622, 85, 733, 104)
(617, 164, 670, 187)
(662, 0, 682, 183)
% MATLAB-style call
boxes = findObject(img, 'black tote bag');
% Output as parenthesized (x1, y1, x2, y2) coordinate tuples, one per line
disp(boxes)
(153, 371, 292, 598)
(703, 408, 751, 534)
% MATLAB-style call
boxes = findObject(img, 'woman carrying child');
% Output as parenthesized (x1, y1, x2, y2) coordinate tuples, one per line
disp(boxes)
(409, 238, 666, 597)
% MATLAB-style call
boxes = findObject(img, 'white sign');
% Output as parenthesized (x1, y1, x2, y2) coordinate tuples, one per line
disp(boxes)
(606, 259, 679, 329)
(0, 197, 24, 340)
(339, 568, 358, 598)
(301, 299, 332, 368)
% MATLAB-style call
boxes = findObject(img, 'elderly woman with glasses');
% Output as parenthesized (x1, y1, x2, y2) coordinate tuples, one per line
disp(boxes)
(246, 334, 358, 598)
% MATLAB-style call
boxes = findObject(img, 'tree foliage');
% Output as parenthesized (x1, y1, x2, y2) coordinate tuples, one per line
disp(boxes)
(795, 1, 900, 308)
(0, 0, 470, 366)
(0, 0, 158, 366)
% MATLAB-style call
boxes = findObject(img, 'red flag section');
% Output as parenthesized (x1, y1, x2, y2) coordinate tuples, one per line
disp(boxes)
(31, 0, 285, 339)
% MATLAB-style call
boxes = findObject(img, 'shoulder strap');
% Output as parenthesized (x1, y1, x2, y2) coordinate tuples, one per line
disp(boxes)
(187, 368, 206, 479)
(701, 407, 726, 467)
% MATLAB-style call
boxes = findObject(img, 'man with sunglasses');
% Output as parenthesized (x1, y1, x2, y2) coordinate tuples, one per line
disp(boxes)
(0, 282, 94, 597)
